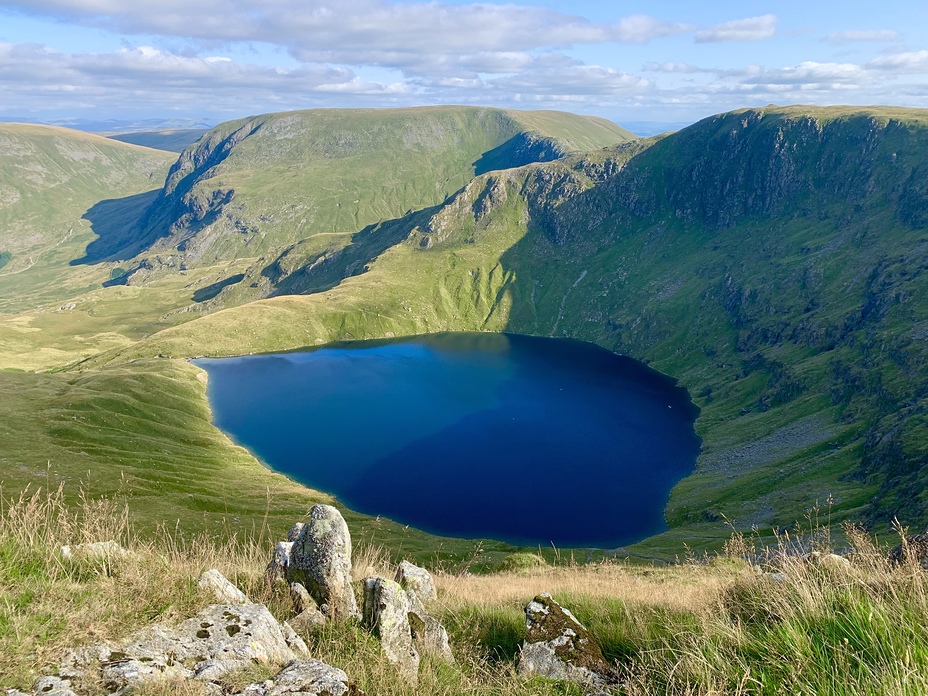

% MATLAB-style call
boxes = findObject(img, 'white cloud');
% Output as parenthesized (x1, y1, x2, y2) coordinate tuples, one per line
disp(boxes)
(695, 14, 777, 43)
(643, 62, 704, 74)
(826, 30, 901, 44)
(867, 50, 928, 73)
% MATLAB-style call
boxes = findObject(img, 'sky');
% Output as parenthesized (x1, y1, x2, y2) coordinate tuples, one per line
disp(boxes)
(0, 0, 926, 131)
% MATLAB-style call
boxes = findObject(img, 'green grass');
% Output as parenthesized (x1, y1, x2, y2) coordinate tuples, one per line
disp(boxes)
(3, 104, 928, 562)
(0, 124, 175, 313)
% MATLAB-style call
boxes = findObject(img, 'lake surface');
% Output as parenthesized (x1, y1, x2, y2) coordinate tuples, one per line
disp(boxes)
(195, 333, 700, 548)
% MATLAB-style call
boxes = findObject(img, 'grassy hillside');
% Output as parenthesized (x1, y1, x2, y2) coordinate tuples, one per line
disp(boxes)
(81, 105, 928, 546)
(0, 124, 175, 312)
(96, 107, 633, 284)
(107, 128, 209, 152)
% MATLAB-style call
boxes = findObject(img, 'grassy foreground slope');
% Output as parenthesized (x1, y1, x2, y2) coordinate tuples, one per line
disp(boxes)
(0, 125, 175, 312)
(94, 105, 928, 547)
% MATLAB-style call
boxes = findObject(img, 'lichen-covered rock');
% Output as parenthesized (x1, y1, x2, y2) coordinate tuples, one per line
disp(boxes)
(362, 577, 420, 684)
(395, 561, 436, 602)
(280, 620, 310, 656)
(406, 589, 454, 664)
(59, 603, 300, 691)
(32, 677, 76, 696)
(287, 523, 305, 542)
(517, 593, 611, 688)
(290, 582, 317, 614)
(266, 541, 294, 585)
(241, 658, 361, 696)
(289, 505, 360, 621)
(287, 582, 326, 631)
(198, 569, 249, 604)
(100, 659, 194, 691)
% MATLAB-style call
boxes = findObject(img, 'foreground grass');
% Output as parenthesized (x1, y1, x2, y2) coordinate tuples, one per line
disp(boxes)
(3, 487, 928, 695)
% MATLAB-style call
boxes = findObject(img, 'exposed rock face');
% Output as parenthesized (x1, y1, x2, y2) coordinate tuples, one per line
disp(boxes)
(406, 589, 454, 664)
(58, 603, 306, 692)
(395, 560, 436, 602)
(265, 541, 294, 586)
(239, 658, 361, 696)
(362, 577, 420, 684)
(289, 505, 360, 621)
(517, 594, 611, 688)
(31, 677, 75, 696)
(198, 569, 249, 604)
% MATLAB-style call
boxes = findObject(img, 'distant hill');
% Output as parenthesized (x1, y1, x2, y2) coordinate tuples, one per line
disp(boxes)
(90, 107, 634, 285)
(0, 124, 175, 312)
(107, 129, 209, 153)
(101, 105, 928, 538)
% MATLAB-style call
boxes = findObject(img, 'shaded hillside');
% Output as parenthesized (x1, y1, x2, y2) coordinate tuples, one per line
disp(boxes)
(0, 124, 175, 312)
(95, 105, 928, 536)
(91, 107, 633, 283)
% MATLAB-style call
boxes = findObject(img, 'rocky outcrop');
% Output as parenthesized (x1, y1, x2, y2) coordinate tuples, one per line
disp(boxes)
(198, 569, 249, 604)
(517, 594, 612, 688)
(57, 603, 307, 692)
(362, 578, 420, 683)
(395, 560, 436, 602)
(288, 505, 360, 621)
(238, 659, 361, 696)
(362, 563, 453, 684)
(406, 588, 454, 664)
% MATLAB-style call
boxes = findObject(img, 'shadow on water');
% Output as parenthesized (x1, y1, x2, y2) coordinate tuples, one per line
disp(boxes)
(71, 189, 162, 265)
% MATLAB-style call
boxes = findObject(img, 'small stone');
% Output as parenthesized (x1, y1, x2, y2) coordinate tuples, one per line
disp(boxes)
(290, 583, 317, 614)
(287, 608, 327, 633)
(259, 658, 360, 696)
(395, 561, 436, 602)
(198, 569, 249, 605)
(32, 677, 76, 696)
(281, 621, 309, 655)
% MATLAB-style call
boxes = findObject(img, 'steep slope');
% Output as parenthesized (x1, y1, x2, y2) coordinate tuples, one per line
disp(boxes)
(0, 124, 175, 312)
(94, 107, 633, 284)
(95, 105, 928, 540)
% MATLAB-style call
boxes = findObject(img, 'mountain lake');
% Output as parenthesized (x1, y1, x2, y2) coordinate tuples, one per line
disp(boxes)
(195, 332, 700, 548)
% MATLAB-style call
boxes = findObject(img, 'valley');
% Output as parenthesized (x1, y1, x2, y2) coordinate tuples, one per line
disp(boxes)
(1, 104, 927, 562)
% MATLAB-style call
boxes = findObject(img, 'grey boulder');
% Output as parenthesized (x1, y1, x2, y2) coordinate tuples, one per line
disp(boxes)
(289, 505, 360, 621)
(517, 593, 612, 688)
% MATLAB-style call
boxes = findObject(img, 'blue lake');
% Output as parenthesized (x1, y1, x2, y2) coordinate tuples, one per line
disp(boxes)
(195, 333, 700, 548)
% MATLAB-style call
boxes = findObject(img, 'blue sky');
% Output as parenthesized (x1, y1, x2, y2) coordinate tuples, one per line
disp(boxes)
(0, 0, 925, 130)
